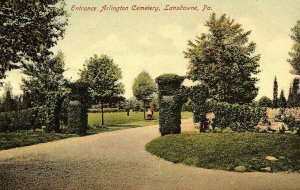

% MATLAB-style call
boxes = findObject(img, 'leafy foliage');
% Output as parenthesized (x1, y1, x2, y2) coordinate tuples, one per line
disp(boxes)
(67, 100, 87, 136)
(155, 74, 185, 95)
(132, 71, 156, 118)
(79, 54, 125, 126)
(1, 83, 18, 112)
(0, 0, 68, 80)
(80, 54, 124, 102)
(189, 84, 209, 123)
(156, 74, 187, 135)
(194, 100, 266, 132)
(0, 107, 46, 132)
(132, 71, 156, 102)
(184, 13, 260, 104)
(44, 92, 66, 132)
(257, 96, 273, 107)
(21, 51, 67, 106)
(288, 20, 300, 75)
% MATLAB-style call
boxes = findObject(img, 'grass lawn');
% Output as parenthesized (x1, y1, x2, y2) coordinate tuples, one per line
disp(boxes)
(146, 132, 300, 172)
(88, 111, 192, 133)
(0, 131, 76, 150)
(0, 112, 193, 150)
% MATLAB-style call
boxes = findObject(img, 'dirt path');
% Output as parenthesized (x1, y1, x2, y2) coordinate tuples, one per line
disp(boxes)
(0, 119, 299, 190)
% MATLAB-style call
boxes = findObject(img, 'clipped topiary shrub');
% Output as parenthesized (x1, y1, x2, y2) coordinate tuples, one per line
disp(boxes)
(155, 74, 187, 136)
(189, 84, 209, 125)
(156, 74, 185, 95)
(67, 100, 87, 135)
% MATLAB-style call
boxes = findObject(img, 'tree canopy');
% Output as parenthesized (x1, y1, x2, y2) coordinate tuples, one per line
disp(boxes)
(184, 13, 260, 104)
(132, 71, 156, 119)
(257, 96, 273, 107)
(21, 51, 67, 106)
(132, 71, 156, 102)
(288, 20, 300, 75)
(0, 0, 68, 80)
(80, 54, 125, 104)
(79, 54, 124, 126)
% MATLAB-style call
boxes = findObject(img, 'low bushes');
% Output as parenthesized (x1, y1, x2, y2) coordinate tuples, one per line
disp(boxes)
(194, 100, 266, 132)
(0, 107, 46, 132)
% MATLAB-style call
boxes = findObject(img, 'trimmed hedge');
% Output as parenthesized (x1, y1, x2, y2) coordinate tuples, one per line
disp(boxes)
(155, 74, 185, 95)
(194, 100, 266, 131)
(67, 100, 87, 135)
(0, 107, 46, 132)
(156, 74, 187, 135)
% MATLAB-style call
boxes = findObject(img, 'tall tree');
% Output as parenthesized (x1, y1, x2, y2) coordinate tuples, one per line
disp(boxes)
(0, 0, 68, 80)
(132, 71, 156, 119)
(184, 13, 260, 104)
(79, 54, 125, 127)
(2, 83, 17, 112)
(287, 77, 300, 107)
(279, 89, 287, 108)
(273, 76, 278, 108)
(288, 20, 300, 75)
(21, 51, 67, 106)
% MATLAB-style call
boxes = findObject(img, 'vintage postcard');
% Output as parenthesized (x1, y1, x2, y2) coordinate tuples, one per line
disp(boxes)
(0, 0, 300, 189)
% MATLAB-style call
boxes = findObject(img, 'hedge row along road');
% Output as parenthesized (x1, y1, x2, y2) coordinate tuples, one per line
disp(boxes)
(0, 119, 299, 190)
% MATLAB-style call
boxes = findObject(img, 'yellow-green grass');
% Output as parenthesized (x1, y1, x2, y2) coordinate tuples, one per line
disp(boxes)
(146, 132, 300, 172)
(88, 111, 192, 127)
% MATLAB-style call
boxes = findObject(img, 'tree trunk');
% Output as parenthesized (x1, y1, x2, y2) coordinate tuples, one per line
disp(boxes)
(143, 100, 146, 120)
(101, 102, 104, 128)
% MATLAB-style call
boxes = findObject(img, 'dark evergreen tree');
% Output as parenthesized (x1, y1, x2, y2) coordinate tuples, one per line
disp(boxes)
(279, 90, 287, 108)
(22, 91, 32, 109)
(273, 76, 278, 108)
(3, 89, 17, 112)
(287, 78, 300, 107)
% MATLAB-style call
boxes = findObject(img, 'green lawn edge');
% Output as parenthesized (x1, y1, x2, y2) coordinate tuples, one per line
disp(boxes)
(145, 132, 300, 173)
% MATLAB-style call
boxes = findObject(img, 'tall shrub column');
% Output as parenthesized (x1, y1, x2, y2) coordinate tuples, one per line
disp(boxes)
(67, 82, 89, 135)
(155, 74, 187, 136)
(189, 84, 209, 125)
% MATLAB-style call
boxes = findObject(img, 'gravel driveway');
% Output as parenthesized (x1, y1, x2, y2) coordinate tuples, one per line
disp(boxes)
(0, 119, 299, 190)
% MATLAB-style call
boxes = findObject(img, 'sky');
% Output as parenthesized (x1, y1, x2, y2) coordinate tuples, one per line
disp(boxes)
(2, 0, 300, 99)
